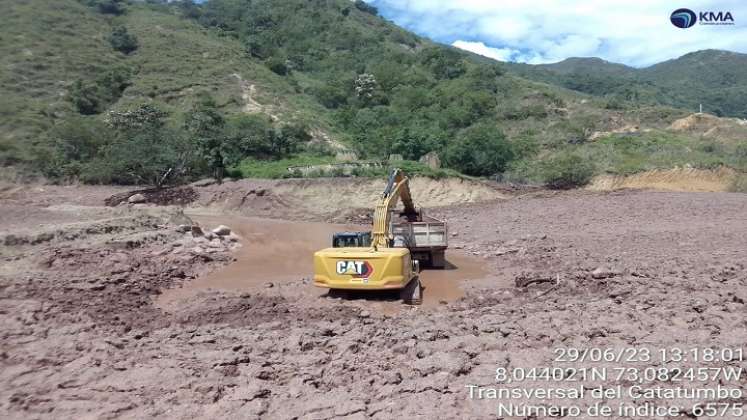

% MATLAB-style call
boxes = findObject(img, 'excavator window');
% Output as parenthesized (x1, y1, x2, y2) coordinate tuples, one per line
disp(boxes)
(332, 232, 372, 248)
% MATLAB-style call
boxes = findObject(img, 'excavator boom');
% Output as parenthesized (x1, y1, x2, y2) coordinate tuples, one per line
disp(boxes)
(371, 169, 417, 249)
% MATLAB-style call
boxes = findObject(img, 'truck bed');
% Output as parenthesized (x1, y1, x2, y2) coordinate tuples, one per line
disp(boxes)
(391, 214, 448, 268)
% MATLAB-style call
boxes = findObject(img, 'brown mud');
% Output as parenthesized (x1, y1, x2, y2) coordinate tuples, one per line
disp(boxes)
(1, 184, 746, 419)
(157, 213, 489, 311)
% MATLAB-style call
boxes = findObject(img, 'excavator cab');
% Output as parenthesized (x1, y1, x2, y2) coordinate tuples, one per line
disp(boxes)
(332, 232, 372, 248)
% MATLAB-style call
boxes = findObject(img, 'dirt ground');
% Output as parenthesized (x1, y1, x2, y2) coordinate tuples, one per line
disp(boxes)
(1, 179, 746, 419)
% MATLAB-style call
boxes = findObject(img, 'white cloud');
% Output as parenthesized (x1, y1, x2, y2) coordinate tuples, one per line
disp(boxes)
(371, 0, 747, 66)
(451, 41, 517, 61)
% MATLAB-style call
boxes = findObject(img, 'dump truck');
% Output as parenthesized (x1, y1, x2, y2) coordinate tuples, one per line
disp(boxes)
(313, 168, 448, 304)
(391, 211, 447, 268)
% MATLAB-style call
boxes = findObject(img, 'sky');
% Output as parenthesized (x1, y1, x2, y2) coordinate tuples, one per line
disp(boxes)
(367, 0, 747, 67)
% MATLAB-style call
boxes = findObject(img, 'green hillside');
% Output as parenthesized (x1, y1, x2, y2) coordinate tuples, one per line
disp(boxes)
(1, 0, 745, 188)
(507, 50, 747, 118)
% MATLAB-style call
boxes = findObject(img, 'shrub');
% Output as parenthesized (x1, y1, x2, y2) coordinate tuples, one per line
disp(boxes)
(109, 26, 139, 54)
(354, 0, 378, 15)
(81, 0, 126, 15)
(390, 127, 429, 161)
(540, 153, 595, 189)
(266, 56, 289, 75)
(418, 47, 466, 80)
(100, 104, 194, 186)
(68, 66, 133, 115)
(735, 143, 747, 169)
(92, 127, 194, 186)
(729, 173, 747, 193)
(310, 84, 348, 109)
(68, 80, 103, 115)
(106, 104, 168, 130)
(444, 123, 514, 176)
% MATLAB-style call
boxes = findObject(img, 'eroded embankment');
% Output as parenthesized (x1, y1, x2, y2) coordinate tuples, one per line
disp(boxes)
(191, 176, 507, 221)
(587, 167, 737, 192)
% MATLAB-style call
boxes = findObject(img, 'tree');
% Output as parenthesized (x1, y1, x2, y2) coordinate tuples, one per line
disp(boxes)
(540, 153, 595, 189)
(106, 104, 168, 130)
(311, 84, 348, 109)
(88, 0, 126, 15)
(354, 0, 378, 15)
(99, 104, 193, 187)
(445, 123, 515, 176)
(390, 125, 444, 161)
(185, 96, 229, 181)
(69, 80, 103, 115)
(354, 73, 377, 98)
(68, 66, 132, 115)
(109, 26, 139, 54)
(419, 47, 466, 80)
(265, 55, 289, 75)
(176, 0, 201, 19)
(224, 114, 274, 158)
(36, 117, 112, 179)
(273, 123, 310, 156)
(53, 117, 109, 163)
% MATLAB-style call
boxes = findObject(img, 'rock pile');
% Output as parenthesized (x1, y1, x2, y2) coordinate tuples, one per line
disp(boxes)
(171, 223, 241, 256)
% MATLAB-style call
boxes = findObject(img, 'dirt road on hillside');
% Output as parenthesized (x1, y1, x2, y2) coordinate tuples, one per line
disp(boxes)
(1, 183, 746, 419)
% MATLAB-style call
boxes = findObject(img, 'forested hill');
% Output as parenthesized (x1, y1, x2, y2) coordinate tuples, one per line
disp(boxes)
(506, 50, 747, 118)
(1, 0, 745, 190)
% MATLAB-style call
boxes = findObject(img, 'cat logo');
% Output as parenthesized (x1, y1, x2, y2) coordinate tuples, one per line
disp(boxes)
(336, 260, 373, 278)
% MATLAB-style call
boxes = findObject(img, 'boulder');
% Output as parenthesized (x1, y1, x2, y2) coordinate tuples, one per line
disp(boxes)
(388, 153, 403, 162)
(127, 193, 146, 204)
(591, 266, 619, 279)
(419, 151, 441, 169)
(212, 225, 231, 236)
(335, 151, 358, 162)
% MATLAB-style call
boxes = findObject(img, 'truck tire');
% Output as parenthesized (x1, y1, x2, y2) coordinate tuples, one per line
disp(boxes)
(431, 251, 446, 269)
(400, 276, 422, 305)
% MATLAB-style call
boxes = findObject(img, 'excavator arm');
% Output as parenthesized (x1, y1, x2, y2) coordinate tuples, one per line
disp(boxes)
(371, 168, 417, 249)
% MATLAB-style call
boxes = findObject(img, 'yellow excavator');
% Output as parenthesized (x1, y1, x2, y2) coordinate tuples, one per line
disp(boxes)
(313, 168, 422, 304)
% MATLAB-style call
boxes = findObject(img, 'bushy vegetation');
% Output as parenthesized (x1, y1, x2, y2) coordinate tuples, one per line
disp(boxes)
(109, 26, 139, 54)
(3, 0, 747, 189)
(37, 97, 314, 186)
(509, 51, 747, 118)
(68, 66, 132, 115)
(234, 156, 459, 179)
(185, 0, 508, 167)
(729, 174, 747, 193)
(539, 153, 595, 189)
(444, 124, 514, 176)
(80, 0, 127, 15)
